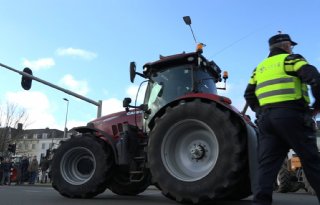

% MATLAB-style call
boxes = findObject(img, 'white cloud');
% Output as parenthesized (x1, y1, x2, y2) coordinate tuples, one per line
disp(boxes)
(3, 91, 92, 130)
(56, 48, 97, 60)
(66, 119, 87, 130)
(59, 74, 89, 96)
(100, 84, 147, 116)
(126, 84, 147, 104)
(22, 58, 55, 71)
(4, 91, 58, 129)
(101, 98, 124, 116)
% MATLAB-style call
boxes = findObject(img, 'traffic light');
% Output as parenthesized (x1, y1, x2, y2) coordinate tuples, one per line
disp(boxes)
(21, 67, 33, 90)
(7, 144, 16, 154)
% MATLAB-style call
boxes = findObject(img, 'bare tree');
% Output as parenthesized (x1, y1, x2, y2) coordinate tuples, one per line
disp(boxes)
(0, 101, 30, 153)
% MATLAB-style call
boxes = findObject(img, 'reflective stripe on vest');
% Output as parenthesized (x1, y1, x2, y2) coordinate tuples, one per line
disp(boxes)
(255, 54, 310, 106)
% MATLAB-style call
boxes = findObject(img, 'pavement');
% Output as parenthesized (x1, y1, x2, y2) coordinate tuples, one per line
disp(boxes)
(0, 182, 53, 187)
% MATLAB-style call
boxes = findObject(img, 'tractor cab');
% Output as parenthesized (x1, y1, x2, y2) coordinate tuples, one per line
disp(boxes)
(128, 48, 228, 131)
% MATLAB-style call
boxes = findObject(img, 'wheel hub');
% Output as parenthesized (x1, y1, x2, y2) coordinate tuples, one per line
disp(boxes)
(60, 147, 96, 185)
(190, 144, 205, 160)
(161, 119, 219, 182)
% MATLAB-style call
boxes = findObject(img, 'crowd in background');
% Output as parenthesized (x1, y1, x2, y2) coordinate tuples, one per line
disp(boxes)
(0, 155, 50, 185)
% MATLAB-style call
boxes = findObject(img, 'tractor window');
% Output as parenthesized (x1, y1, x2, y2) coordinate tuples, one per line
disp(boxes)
(144, 65, 192, 111)
(147, 82, 163, 108)
(194, 68, 218, 95)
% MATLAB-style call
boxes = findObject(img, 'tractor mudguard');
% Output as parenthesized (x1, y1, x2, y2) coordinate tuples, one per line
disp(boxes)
(147, 94, 235, 131)
(245, 123, 259, 196)
(72, 126, 119, 164)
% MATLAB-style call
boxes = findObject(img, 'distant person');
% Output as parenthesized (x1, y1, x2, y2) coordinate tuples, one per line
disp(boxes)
(0, 157, 4, 184)
(18, 156, 29, 184)
(39, 157, 50, 183)
(14, 158, 22, 185)
(0, 158, 13, 185)
(28, 156, 39, 185)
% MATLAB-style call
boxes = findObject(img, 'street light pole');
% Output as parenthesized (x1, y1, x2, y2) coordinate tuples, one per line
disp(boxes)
(63, 98, 69, 138)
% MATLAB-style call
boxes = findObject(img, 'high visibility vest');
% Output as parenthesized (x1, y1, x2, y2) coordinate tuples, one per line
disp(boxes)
(254, 54, 310, 106)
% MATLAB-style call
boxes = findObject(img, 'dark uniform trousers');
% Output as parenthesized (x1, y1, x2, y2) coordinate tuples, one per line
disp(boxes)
(253, 107, 320, 205)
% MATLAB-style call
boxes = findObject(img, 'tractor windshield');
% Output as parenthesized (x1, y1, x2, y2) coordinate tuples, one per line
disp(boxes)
(144, 64, 218, 116)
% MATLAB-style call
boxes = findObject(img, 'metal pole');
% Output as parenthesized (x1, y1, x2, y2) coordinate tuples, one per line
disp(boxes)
(0, 62, 103, 117)
(97, 100, 102, 118)
(63, 98, 69, 138)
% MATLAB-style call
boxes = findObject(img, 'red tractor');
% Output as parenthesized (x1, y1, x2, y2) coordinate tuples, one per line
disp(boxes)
(51, 17, 258, 204)
(51, 48, 258, 203)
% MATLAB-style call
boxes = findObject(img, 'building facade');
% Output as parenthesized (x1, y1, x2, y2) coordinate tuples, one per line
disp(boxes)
(1, 125, 70, 161)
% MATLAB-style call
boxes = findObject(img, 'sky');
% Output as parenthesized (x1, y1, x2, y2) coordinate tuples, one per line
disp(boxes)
(0, 0, 320, 130)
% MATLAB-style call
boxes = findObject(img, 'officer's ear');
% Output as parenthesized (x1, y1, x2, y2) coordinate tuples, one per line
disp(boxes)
(282, 42, 293, 54)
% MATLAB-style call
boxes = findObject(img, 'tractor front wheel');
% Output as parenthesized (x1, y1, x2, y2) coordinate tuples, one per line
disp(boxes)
(51, 134, 114, 198)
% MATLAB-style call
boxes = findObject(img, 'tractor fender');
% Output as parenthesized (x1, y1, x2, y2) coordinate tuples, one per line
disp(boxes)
(71, 126, 119, 164)
(148, 94, 247, 130)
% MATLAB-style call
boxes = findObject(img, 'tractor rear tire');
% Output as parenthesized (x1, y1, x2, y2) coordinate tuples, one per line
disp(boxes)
(51, 134, 114, 198)
(148, 99, 250, 204)
(109, 168, 151, 196)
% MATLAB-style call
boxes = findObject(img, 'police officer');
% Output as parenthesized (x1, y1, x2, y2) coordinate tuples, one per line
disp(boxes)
(244, 33, 320, 205)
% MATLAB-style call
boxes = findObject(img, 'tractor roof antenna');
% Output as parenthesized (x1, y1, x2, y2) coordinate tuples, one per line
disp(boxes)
(183, 16, 198, 44)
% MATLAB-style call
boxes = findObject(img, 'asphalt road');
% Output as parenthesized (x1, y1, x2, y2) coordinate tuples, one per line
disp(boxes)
(0, 185, 318, 205)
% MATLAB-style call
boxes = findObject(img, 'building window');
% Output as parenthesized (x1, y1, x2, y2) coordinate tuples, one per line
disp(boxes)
(33, 134, 38, 139)
(32, 144, 36, 149)
(42, 133, 48, 139)
(18, 143, 22, 149)
(23, 135, 28, 139)
(42, 143, 46, 149)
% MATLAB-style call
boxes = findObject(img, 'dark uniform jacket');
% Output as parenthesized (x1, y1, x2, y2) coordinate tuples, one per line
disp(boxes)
(2, 162, 13, 172)
(244, 48, 320, 113)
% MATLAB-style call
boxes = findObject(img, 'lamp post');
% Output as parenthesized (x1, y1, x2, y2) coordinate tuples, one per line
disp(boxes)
(63, 98, 69, 138)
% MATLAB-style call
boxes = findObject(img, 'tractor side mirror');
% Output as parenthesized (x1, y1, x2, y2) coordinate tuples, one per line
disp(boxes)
(123, 97, 132, 112)
(130, 62, 136, 83)
(21, 67, 33, 90)
(129, 61, 147, 82)
(123, 97, 149, 113)
(123, 97, 132, 108)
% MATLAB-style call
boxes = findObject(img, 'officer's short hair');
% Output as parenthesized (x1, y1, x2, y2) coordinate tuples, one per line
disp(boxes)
(269, 41, 291, 50)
